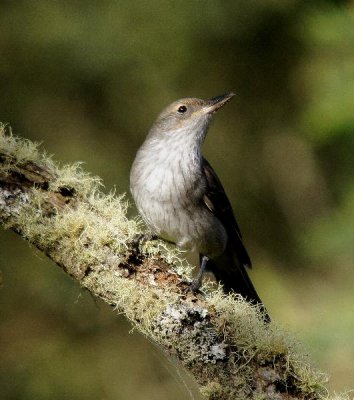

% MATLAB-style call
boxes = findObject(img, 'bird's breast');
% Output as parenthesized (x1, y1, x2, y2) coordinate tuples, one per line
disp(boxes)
(130, 144, 227, 256)
(137, 154, 203, 203)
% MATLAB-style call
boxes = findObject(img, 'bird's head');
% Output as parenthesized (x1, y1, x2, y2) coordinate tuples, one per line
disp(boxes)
(148, 92, 235, 143)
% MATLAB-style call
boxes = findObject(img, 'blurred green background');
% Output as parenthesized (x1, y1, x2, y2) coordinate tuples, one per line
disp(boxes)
(0, 1, 353, 398)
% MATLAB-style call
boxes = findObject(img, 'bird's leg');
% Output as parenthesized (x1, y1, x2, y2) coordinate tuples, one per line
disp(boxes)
(191, 255, 209, 292)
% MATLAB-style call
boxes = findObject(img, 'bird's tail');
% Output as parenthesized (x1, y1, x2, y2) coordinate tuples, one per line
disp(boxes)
(205, 247, 270, 322)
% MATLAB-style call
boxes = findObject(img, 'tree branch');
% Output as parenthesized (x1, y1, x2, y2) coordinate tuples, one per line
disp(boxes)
(0, 126, 338, 400)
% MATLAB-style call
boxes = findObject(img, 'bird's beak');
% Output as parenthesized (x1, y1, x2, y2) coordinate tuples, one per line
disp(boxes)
(204, 92, 235, 114)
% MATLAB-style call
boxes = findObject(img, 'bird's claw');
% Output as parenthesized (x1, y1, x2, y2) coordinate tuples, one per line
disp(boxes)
(179, 277, 203, 296)
(131, 233, 158, 254)
(190, 277, 202, 293)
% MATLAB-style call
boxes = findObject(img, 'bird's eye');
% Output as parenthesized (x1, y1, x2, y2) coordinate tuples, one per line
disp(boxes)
(177, 105, 187, 114)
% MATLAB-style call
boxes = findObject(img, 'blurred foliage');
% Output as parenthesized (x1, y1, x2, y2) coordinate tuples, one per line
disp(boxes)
(0, 1, 353, 398)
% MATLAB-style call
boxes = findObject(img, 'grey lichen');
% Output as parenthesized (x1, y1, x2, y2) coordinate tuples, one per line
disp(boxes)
(0, 187, 30, 220)
(153, 303, 227, 366)
(0, 125, 346, 400)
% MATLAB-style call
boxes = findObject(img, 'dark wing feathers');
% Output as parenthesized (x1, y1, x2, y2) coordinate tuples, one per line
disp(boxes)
(201, 159, 270, 321)
(202, 158, 252, 268)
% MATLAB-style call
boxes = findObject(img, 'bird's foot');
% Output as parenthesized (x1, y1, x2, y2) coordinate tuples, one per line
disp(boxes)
(190, 275, 203, 293)
(130, 233, 159, 254)
(179, 278, 202, 296)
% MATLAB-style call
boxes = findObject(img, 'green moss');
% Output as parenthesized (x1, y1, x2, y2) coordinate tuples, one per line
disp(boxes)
(206, 288, 330, 398)
(200, 381, 224, 399)
(84, 273, 168, 334)
(0, 124, 45, 165)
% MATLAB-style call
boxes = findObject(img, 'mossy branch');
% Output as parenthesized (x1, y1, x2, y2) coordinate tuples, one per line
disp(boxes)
(0, 125, 344, 400)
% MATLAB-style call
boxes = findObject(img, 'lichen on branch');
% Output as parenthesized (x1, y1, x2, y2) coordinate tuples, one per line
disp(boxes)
(0, 125, 342, 400)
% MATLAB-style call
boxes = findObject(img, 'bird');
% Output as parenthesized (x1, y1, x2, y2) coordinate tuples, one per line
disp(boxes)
(130, 93, 269, 321)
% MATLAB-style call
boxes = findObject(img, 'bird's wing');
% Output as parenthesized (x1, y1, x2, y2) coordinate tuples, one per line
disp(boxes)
(201, 158, 252, 268)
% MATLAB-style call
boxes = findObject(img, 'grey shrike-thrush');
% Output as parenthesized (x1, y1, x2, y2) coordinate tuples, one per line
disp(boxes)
(130, 93, 269, 320)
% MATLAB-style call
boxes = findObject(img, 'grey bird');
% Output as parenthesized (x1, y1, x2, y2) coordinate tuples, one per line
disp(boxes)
(130, 93, 269, 321)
